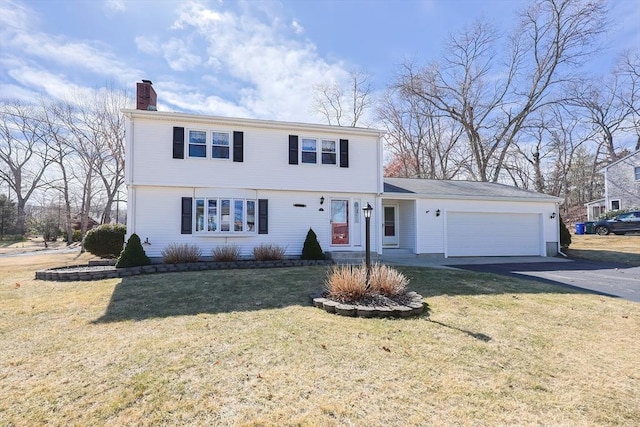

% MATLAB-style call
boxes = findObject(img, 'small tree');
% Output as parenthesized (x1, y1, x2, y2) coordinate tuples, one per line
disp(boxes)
(83, 223, 126, 258)
(116, 233, 151, 268)
(559, 216, 571, 249)
(301, 228, 325, 260)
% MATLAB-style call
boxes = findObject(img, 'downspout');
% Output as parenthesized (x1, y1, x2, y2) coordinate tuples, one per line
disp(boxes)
(555, 201, 568, 257)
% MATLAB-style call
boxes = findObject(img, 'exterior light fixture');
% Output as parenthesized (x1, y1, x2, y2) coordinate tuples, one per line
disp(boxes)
(143, 237, 151, 245)
(319, 196, 325, 211)
(436, 209, 441, 217)
(550, 212, 556, 219)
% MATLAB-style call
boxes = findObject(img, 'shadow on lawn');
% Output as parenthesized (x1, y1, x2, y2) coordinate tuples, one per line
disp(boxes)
(94, 266, 328, 323)
(93, 263, 596, 323)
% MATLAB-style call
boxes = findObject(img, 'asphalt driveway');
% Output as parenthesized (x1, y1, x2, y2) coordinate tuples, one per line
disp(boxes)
(453, 259, 640, 303)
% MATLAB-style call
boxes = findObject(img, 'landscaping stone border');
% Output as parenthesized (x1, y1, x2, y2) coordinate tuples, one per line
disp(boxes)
(310, 290, 426, 318)
(36, 259, 334, 282)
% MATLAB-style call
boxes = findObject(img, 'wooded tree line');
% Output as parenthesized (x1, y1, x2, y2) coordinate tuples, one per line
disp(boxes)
(317, 0, 640, 218)
(0, 88, 128, 241)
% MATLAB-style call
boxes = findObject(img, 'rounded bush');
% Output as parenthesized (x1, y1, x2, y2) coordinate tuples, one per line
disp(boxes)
(83, 223, 126, 258)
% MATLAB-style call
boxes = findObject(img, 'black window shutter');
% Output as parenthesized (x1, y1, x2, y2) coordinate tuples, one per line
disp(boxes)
(258, 199, 268, 234)
(181, 197, 192, 234)
(288, 135, 298, 165)
(233, 131, 244, 162)
(173, 127, 185, 159)
(339, 139, 349, 168)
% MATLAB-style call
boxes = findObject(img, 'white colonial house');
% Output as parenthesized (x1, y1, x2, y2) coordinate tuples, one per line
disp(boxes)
(124, 81, 562, 260)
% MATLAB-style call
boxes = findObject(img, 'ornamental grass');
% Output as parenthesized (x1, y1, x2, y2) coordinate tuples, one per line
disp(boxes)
(325, 263, 409, 302)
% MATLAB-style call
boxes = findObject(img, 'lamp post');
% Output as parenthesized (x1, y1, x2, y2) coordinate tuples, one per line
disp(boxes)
(362, 203, 373, 290)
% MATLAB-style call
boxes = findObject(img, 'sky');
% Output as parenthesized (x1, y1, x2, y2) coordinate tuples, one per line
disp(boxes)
(1, 0, 639, 124)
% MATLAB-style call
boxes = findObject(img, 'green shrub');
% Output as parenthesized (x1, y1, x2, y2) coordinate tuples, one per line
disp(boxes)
(161, 243, 201, 264)
(252, 243, 286, 261)
(83, 223, 126, 258)
(62, 230, 82, 242)
(116, 233, 151, 268)
(559, 215, 571, 249)
(301, 228, 325, 260)
(212, 245, 241, 261)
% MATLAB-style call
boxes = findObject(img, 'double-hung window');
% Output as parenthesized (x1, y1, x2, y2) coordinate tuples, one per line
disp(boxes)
(322, 139, 337, 165)
(195, 198, 256, 234)
(301, 138, 317, 164)
(188, 130, 207, 158)
(635, 166, 640, 181)
(212, 132, 230, 159)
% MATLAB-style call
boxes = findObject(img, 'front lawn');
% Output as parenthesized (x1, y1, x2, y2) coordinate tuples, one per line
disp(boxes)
(1, 253, 638, 426)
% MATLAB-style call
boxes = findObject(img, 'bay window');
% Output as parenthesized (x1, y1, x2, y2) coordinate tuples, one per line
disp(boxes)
(195, 197, 256, 234)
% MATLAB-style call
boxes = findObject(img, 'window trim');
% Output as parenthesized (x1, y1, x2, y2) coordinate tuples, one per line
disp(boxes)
(634, 166, 640, 181)
(185, 128, 232, 160)
(211, 131, 231, 160)
(611, 199, 621, 211)
(194, 197, 257, 235)
(187, 129, 207, 159)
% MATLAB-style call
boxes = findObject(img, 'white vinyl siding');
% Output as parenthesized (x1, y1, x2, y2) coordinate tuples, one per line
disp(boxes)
(446, 212, 541, 257)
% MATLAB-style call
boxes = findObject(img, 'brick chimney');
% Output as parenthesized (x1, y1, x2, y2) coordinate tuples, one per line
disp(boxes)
(136, 80, 157, 111)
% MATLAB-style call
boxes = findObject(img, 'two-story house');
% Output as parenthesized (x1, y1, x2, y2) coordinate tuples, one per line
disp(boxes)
(125, 81, 562, 260)
(585, 150, 640, 221)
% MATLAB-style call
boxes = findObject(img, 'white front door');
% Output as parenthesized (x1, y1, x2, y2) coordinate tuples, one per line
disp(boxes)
(383, 205, 399, 246)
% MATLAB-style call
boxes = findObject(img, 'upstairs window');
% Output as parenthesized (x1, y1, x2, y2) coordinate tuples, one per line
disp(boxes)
(322, 139, 337, 165)
(301, 138, 317, 164)
(212, 132, 230, 159)
(188, 130, 207, 158)
(635, 166, 640, 181)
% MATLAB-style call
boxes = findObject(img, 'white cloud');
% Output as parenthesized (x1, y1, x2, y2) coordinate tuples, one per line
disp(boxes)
(135, 35, 161, 55)
(162, 38, 203, 71)
(164, 0, 351, 121)
(104, 0, 126, 13)
(0, 0, 143, 97)
(291, 20, 304, 34)
(6, 65, 91, 101)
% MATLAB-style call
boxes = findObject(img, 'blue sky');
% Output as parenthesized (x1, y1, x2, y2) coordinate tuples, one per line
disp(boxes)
(1, 0, 639, 123)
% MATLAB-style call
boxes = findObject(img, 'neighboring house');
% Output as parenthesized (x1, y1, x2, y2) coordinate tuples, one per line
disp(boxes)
(585, 150, 640, 221)
(124, 81, 561, 260)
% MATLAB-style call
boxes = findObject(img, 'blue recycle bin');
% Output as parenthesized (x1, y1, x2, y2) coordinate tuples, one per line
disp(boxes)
(575, 222, 585, 235)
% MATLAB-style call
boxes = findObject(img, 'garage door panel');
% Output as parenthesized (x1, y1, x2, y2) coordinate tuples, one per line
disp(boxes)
(446, 212, 541, 257)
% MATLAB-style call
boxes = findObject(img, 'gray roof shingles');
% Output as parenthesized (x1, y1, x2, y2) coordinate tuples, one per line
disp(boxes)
(383, 177, 560, 201)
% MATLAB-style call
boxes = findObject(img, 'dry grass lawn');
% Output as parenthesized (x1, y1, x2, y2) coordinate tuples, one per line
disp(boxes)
(566, 233, 640, 265)
(1, 252, 639, 426)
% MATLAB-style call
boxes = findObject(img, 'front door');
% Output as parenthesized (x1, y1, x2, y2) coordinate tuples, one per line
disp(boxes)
(383, 205, 399, 246)
(331, 199, 349, 245)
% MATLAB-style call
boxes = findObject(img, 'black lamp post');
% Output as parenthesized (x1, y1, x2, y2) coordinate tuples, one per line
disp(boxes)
(362, 203, 373, 290)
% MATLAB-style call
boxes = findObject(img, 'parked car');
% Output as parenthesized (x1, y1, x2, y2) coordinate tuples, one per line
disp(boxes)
(594, 211, 640, 235)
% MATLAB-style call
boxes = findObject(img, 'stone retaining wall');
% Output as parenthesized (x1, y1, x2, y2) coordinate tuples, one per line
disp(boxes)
(36, 259, 334, 282)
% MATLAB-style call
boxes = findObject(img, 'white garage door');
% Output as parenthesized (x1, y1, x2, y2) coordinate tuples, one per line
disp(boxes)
(446, 212, 542, 257)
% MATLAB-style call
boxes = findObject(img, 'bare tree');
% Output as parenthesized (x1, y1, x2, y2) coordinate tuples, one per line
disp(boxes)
(378, 86, 464, 179)
(313, 71, 373, 126)
(567, 71, 634, 163)
(0, 100, 54, 235)
(396, 0, 607, 182)
(617, 49, 640, 150)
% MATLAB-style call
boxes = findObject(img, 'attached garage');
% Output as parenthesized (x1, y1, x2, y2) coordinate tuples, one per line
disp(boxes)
(445, 212, 542, 257)
(382, 178, 562, 258)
